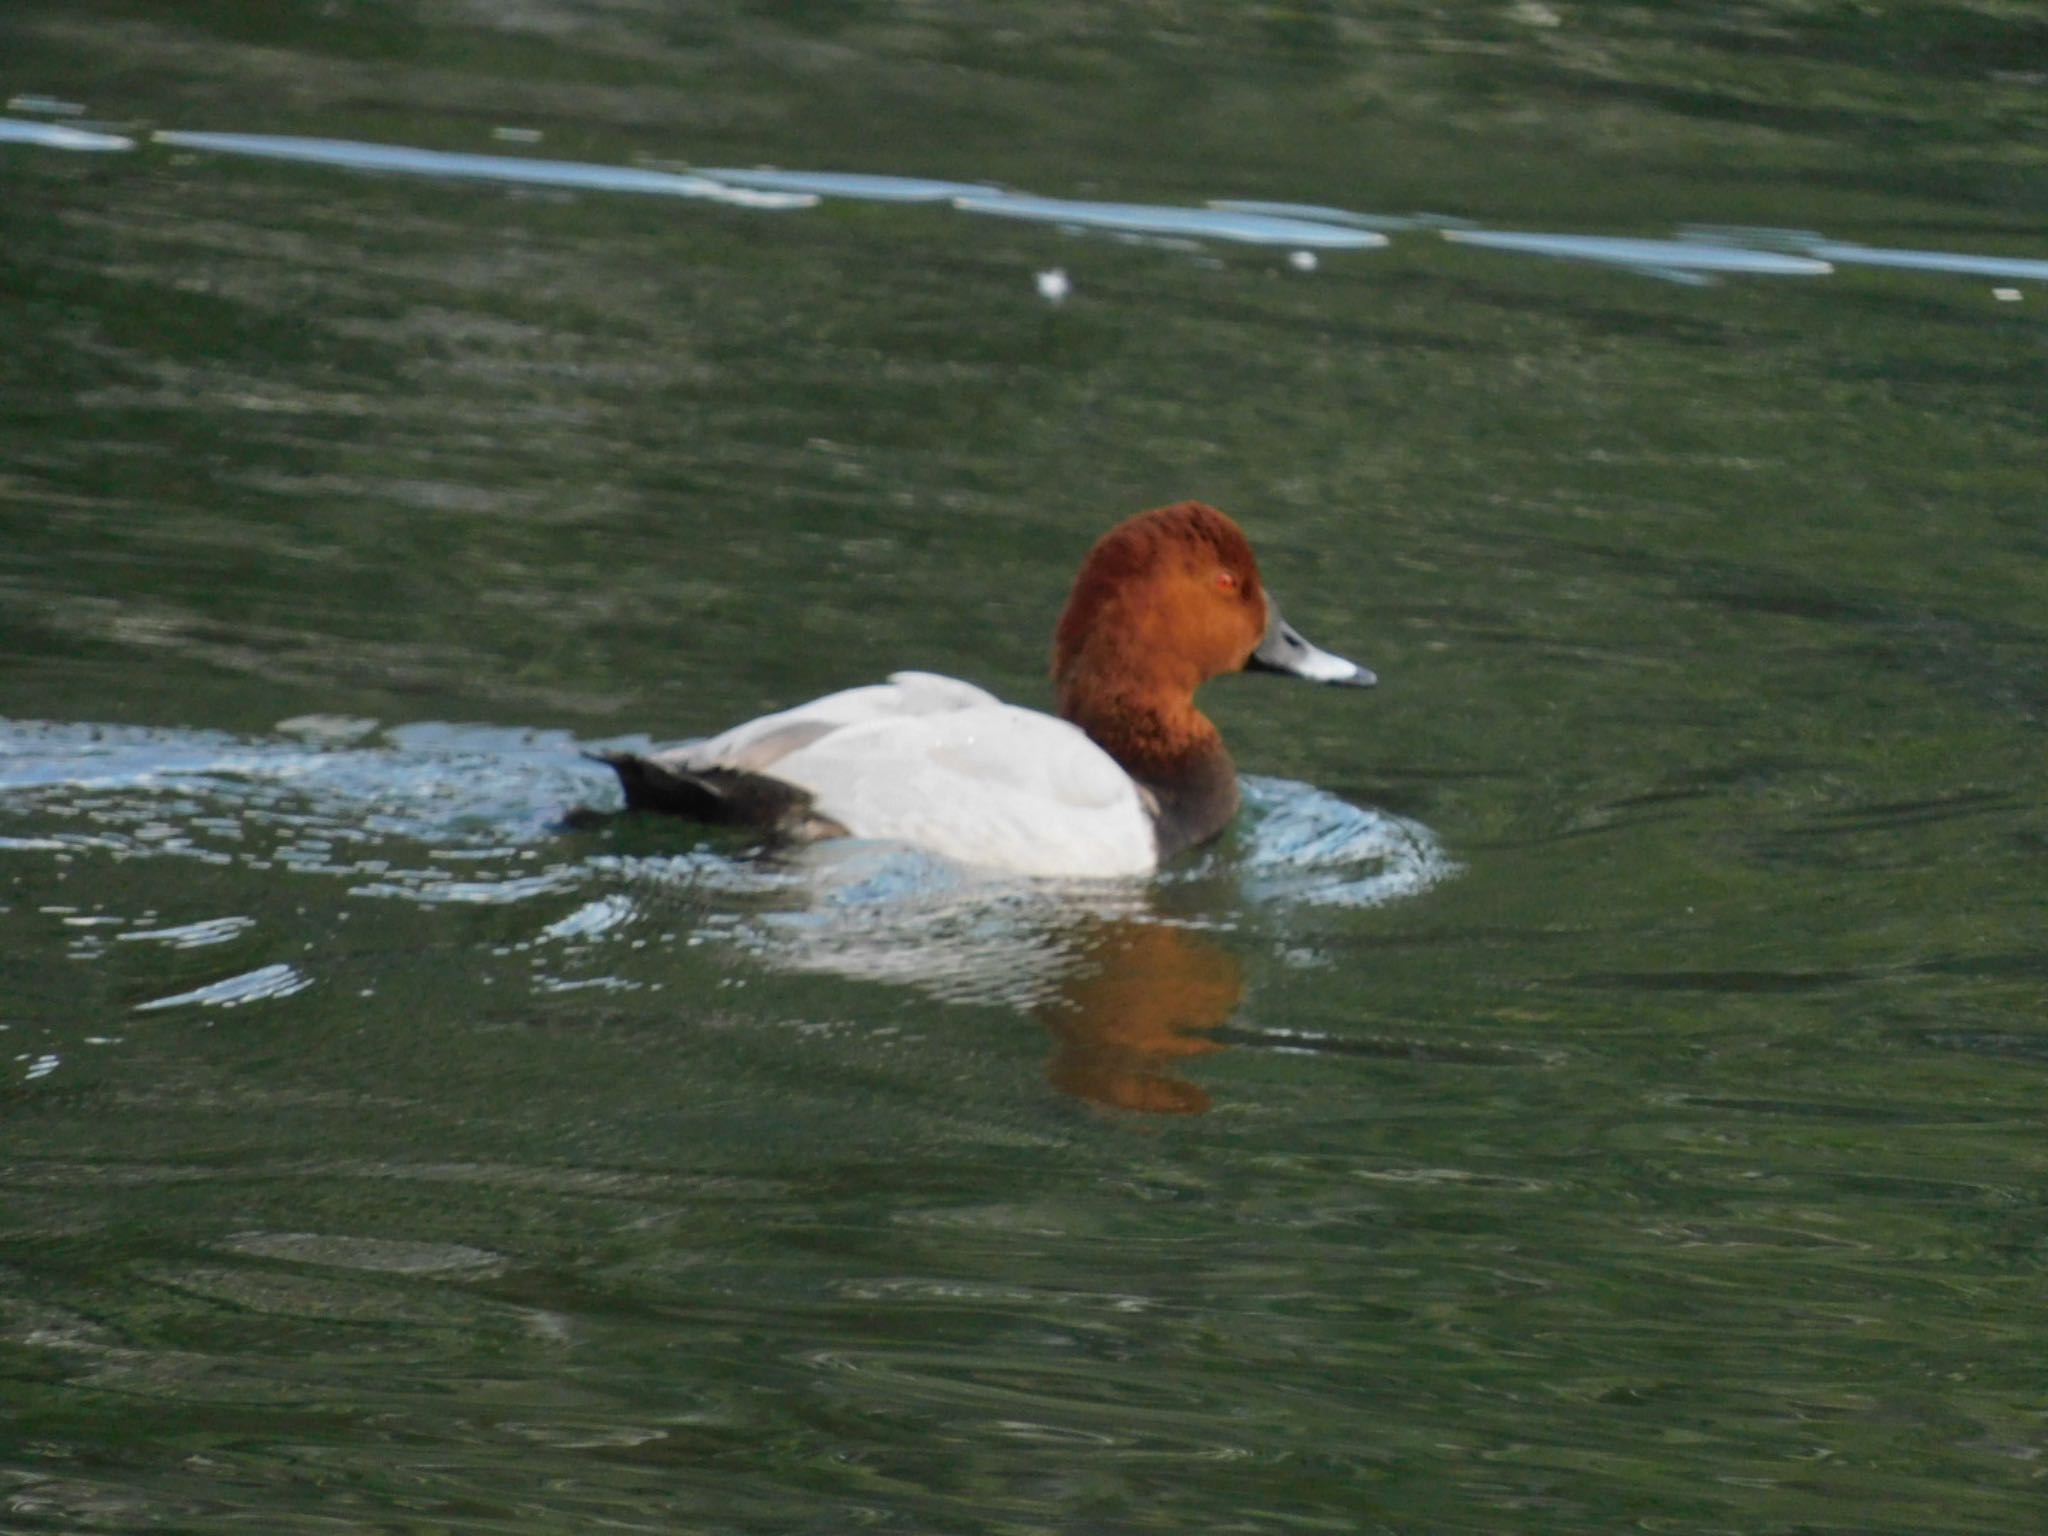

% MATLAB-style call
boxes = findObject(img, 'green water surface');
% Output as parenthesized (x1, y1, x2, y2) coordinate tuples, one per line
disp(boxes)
(4, 4, 2046, 1532)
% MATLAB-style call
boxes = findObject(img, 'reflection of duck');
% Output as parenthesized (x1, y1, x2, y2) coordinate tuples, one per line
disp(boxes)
(599, 502, 1372, 878)
(1039, 920, 1243, 1115)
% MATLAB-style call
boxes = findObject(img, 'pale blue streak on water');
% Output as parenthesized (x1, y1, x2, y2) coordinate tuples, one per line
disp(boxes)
(690, 166, 1007, 202)
(952, 191, 1393, 248)
(0, 114, 131, 151)
(11, 115, 2045, 288)
(1443, 228, 1837, 278)
(151, 130, 816, 208)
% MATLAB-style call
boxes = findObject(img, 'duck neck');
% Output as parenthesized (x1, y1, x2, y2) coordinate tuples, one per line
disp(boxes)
(1058, 678, 1240, 861)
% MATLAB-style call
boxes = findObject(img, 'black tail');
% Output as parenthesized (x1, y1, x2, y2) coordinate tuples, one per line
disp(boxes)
(591, 752, 829, 835)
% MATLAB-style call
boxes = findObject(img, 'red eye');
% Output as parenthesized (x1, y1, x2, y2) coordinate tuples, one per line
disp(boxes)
(1215, 571, 1238, 593)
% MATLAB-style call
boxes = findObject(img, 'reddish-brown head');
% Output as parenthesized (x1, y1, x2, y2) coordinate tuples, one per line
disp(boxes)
(1052, 502, 1269, 705)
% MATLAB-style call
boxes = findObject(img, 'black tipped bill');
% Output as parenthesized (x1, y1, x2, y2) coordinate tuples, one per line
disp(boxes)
(1247, 600, 1377, 687)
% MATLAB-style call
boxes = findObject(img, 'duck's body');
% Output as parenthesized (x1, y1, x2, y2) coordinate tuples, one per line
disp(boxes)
(608, 670, 1158, 877)
(599, 502, 1373, 878)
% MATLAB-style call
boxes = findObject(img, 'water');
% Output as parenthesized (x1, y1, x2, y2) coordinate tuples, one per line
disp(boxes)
(5, 3, 2047, 1531)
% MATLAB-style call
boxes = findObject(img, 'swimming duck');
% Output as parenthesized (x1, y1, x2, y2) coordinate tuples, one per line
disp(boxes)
(598, 501, 1373, 877)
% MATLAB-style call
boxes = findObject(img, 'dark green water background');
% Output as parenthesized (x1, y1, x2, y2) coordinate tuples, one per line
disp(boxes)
(4, 4, 2046, 1532)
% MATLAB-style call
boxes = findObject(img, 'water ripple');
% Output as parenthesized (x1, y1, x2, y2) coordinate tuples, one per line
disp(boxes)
(954, 192, 1391, 249)
(133, 962, 312, 1013)
(221, 1231, 506, 1276)
(692, 166, 1002, 202)
(539, 893, 638, 942)
(152, 131, 814, 209)
(351, 870, 580, 905)
(0, 115, 133, 152)
(6, 116, 2040, 293)
(6, 717, 1452, 1024)
(1230, 776, 1458, 909)
(116, 915, 256, 950)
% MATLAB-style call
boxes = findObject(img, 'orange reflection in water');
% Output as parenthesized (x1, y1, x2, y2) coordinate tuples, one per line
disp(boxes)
(1039, 921, 1243, 1115)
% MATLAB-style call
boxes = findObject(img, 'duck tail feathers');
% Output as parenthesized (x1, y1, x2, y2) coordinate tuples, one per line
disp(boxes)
(591, 751, 835, 836)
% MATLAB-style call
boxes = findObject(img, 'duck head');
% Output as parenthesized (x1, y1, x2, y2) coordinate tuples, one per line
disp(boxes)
(1052, 501, 1373, 705)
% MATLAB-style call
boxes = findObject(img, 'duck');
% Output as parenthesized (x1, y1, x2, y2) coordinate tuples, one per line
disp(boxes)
(596, 501, 1374, 878)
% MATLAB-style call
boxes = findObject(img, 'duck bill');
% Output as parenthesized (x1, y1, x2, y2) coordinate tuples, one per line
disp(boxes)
(1247, 600, 1377, 687)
